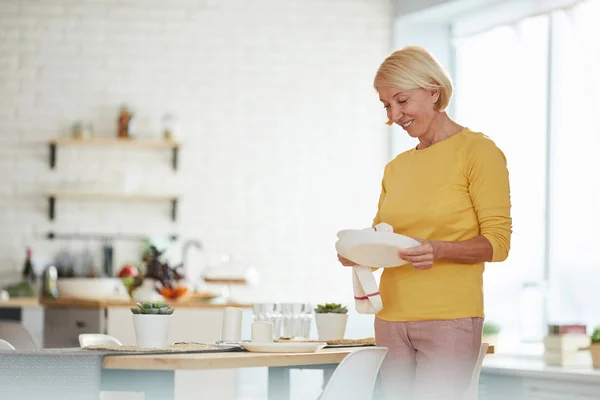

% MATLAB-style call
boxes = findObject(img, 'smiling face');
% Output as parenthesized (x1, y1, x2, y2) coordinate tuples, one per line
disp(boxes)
(376, 84, 440, 139)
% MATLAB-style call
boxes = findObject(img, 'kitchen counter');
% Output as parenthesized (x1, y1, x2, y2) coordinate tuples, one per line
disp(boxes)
(0, 297, 40, 308)
(39, 297, 252, 309)
(479, 354, 600, 400)
(483, 354, 600, 383)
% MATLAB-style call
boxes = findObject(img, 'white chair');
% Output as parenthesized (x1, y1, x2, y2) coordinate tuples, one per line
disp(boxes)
(78, 333, 123, 348)
(0, 338, 15, 350)
(0, 347, 103, 399)
(464, 343, 489, 400)
(320, 347, 388, 400)
(0, 321, 37, 349)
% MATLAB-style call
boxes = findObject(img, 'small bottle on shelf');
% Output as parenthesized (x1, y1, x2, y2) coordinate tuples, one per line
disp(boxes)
(117, 105, 134, 138)
(22, 247, 35, 284)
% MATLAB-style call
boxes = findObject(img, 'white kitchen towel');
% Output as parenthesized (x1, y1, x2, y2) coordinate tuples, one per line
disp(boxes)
(351, 222, 393, 315)
(353, 265, 382, 314)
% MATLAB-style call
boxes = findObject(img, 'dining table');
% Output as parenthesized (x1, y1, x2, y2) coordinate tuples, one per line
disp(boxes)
(1, 344, 494, 399)
(101, 346, 372, 400)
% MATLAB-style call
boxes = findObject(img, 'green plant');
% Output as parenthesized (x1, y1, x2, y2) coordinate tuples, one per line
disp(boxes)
(314, 303, 348, 314)
(482, 321, 501, 335)
(591, 326, 600, 344)
(131, 301, 174, 315)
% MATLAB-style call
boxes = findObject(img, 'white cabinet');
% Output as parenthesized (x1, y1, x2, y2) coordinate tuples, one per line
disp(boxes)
(479, 370, 600, 400)
(21, 307, 44, 348)
(44, 307, 105, 348)
(479, 374, 525, 400)
(523, 379, 600, 400)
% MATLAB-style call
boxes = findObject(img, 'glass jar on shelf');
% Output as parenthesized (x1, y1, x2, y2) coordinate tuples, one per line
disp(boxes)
(162, 113, 177, 140)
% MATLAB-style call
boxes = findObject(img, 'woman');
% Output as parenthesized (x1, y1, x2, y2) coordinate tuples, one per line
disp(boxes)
(338, 46, 512, 400)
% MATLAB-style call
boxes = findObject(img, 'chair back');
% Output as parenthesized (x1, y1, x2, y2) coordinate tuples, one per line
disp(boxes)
(78, 333, 123, 348)
(0, 339, 15, 350)
(464, 343, 489, 400)
(320, 347, 388, 400)
(0, 321, 37, 349)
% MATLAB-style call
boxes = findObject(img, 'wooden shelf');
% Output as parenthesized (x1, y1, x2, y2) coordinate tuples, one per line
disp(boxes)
(49, 138, 179, 148)
(46, 190, 180, 221)
(47, 190, 179, 201)
(203, 277, 248, 285)
(48, 137, 180, 170)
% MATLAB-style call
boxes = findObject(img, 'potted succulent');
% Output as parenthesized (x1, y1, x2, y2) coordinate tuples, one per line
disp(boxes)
(131, 301, 174, 348)
(314, 303, 348, 341)
(482, 321, 501, 346)
(590, 326, 600, 369)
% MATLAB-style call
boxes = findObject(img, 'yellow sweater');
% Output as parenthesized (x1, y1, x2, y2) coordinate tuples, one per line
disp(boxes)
(373, 128, 511, 322)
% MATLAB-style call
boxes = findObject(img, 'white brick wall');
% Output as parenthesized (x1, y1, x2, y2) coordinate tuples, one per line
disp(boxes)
(0, 0, 393, 303)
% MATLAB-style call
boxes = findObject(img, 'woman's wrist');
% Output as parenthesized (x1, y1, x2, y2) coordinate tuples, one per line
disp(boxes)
(430, 236, 493, 264)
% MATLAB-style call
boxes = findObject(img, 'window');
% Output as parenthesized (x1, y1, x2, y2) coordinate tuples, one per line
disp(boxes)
(452, 0, 600, 345)
(547, 0, 600, 327)
(453, 14, 549, 344)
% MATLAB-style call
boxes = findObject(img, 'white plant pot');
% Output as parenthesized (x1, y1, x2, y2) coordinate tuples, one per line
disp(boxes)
(133, 314, 172, 348)
(482, 334, 499, 347)
(315, 313, 348, 341)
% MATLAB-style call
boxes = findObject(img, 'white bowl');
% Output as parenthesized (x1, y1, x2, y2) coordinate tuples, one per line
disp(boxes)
(57, 278, 130, 300)
(335, 229, 420, 268)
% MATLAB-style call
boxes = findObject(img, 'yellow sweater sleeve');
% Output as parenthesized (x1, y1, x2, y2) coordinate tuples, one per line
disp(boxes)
(467, 137, 512, 262)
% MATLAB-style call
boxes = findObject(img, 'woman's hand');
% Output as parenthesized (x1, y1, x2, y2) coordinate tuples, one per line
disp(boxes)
(397, 240, 440, 270)
(337, 254, 358, 267)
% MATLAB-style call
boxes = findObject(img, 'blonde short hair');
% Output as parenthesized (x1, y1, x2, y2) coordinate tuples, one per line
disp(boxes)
(374, 46, 453, 115)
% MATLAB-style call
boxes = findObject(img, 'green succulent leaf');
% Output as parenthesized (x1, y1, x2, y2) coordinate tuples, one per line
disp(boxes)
(131, 301, 174, 315)
(314, 303, 348, 314)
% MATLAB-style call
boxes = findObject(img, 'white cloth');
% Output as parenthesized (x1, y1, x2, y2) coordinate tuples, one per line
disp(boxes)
(353, 265, 382, 314)
(340, 222, 394, 315)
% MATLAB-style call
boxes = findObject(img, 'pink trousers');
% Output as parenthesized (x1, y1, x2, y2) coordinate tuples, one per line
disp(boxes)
(374, 317, 483, 400)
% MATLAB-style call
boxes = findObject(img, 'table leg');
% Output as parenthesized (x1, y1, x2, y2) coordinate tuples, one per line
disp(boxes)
(101, 369, 175, 400)
(268, 366, 291, 400)
(321, 364, 336, 390)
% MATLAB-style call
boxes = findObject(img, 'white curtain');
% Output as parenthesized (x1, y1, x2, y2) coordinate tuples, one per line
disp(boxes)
(547, 0, 600, 325)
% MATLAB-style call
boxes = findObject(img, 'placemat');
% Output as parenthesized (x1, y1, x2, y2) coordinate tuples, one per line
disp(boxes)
(83, 342, 246, 355)
(275, 337, 376, 347)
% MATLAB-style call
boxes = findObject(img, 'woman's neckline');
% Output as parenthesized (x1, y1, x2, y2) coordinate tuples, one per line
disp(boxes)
(413, 127, 469, 153)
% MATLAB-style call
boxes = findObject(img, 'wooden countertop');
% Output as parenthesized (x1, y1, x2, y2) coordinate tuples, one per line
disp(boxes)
(103, 347, 363, 370)
(39, 297, 252, 309)
(0, 297, 40, 308)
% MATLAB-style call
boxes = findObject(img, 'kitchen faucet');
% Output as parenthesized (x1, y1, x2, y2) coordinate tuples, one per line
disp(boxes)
(180, 239, 203, 279)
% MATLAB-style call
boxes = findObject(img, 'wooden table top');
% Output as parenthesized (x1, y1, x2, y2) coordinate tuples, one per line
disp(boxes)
(103, 345, 494, 371)
(103, 347, 365, 370)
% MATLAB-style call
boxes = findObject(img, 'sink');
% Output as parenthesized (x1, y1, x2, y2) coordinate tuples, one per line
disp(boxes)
(57, 278, 129, 301)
